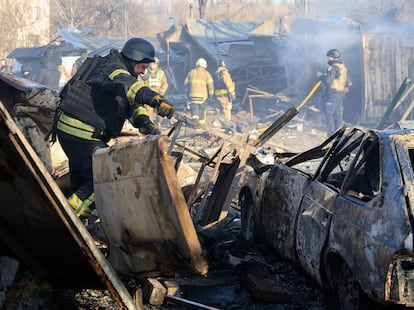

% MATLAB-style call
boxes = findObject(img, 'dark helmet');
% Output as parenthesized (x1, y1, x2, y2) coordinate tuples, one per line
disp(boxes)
(121, 38, 155, 63)
(326, 49, 341, 59)
(218, 60, 226, 67)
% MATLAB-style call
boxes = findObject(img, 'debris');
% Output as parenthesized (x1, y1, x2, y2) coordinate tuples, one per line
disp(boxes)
(0, 100, 138, 309)
(165, 295, 220, 310)
(142, 278, 167, 306)
(242, 269, 292, 303)
(161, 280, 181, 296)
(0, 256, 20, 308)
(92, 136, 208, 277)
(0, 68, 334, 309)
(376, 77, 412, 129)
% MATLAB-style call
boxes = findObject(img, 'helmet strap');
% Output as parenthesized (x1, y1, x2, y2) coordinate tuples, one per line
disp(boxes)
(123, 55, 138, 77)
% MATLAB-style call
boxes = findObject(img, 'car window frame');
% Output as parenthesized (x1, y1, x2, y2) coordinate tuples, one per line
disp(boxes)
(285, 126, 346, 169)
(283, 126, 382, 202)
(340, 134, 380, 197)
(317, 128, 365, 182)
(316, 128, 381, 202)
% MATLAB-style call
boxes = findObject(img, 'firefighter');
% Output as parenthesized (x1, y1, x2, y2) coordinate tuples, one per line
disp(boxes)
(184, 58, 214, 124)
(54, 37, 174, 224)
(141, 56, 169, 122)
(317, 48, 352, 135)
(214, 60, 236, 121)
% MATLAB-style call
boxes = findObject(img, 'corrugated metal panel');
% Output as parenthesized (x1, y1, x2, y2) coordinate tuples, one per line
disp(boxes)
(226, 43, 255, 69)
(58, 29, 124, 53)
(250, 19, 281, 36)
(362, 33, 414, 120)
(7, 46, 47, 59)
(185, 19, 260, 63)
(0, 71, 46, 91)
(186, 19, 259, 42)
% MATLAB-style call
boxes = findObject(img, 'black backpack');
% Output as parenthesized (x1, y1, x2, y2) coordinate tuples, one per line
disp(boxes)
(46, 56, 100, 143)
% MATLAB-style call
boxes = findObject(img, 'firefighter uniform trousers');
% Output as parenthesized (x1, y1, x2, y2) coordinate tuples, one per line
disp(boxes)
(324, 90, 346, 135)
(56, 113, 108, 222)
(190, 99, 207, 124)
(216, 95, 232, 121)
(58, 134, 107, 222)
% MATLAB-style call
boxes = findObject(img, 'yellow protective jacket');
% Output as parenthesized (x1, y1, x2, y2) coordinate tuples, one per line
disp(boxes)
(142, 68, 169, 95)
(320, 61, 350, 93)
(214, 66, 235, 97)
(330, 63, 348, 92)
(184, 67, 214, 104)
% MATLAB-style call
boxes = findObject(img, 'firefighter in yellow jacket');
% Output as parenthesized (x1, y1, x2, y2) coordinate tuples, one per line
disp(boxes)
(141, 57, 169, 121)
(214, 60, 235, 121)
(184, 58, 214, 124)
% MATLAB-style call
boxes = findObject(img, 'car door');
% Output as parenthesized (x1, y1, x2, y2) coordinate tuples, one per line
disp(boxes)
(295, 180, 337, 283)
(328, 133, 387, 299)
(295, 128, 365, 284)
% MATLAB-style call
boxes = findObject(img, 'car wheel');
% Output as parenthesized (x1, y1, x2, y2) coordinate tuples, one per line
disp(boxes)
(337, 263, 370, 310)
(239, 189, 255, 240)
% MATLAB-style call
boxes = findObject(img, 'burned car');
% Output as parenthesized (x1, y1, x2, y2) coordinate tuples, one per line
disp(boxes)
(239, 126, 414, 308)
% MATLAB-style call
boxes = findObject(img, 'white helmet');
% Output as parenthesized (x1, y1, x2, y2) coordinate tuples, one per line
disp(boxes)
(196, 58, 207, 69)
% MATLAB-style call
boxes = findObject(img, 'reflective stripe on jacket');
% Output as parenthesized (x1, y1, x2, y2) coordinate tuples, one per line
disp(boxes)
(143, 69, 168, 95)
(184, 67, 214, 103)
(214, 66, 235, 97)
(57, 112, 101, 141)
(59, 49, 158, 140)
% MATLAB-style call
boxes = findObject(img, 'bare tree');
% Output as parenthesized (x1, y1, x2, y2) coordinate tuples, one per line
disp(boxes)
(0, 0, 39, 56)
(89, 0, 124, 36)
(51, 0, 124, 37)
(52, 0, 90, 30)
(198, 0, 208, 18)
(3, 0, 412, 60)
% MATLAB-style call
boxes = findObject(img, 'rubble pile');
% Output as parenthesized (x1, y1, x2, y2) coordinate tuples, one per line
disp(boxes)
(0, 72, 333, 309)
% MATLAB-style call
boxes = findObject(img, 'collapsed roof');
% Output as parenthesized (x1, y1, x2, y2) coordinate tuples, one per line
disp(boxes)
(159, 16, 414, 126)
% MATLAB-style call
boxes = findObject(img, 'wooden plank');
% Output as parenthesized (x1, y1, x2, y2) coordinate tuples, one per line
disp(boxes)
(143, 278, 167, 306)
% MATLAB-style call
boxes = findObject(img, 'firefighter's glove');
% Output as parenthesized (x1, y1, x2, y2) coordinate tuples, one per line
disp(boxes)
(132, 106, 161, 135)
(152, 95, 174, 119)
(231, 92, 236, 100)
(139, 120, 161, 135)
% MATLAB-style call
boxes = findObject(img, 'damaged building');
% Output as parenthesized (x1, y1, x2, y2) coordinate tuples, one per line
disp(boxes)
(7, 14, 414, 129)
(159, 16, 414, 129)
